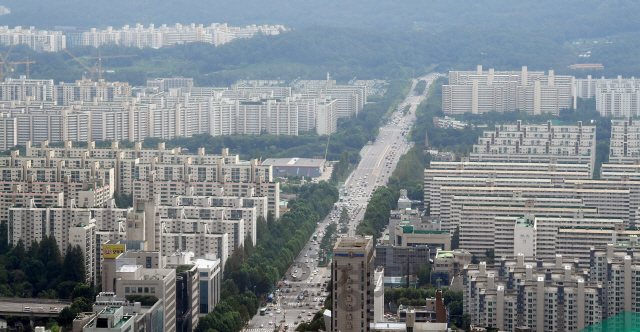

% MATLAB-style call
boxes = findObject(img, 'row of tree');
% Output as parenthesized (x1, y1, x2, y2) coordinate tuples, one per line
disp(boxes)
(195, 181, 338, 332)
(0, 231, 87, 299)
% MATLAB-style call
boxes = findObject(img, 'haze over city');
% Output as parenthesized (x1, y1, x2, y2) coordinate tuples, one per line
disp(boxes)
(1, 1, 640, 332)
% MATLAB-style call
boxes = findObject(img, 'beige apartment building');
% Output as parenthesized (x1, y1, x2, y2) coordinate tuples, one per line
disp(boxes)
(115, 265, 177, 332)
(471, 120, 596, 173)
(464, 255, 602, 332)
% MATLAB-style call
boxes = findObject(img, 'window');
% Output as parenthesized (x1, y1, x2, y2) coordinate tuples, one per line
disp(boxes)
(144, 287, 149, 293)
(151, 287, 155, 293)
(125, 287, 130, 293)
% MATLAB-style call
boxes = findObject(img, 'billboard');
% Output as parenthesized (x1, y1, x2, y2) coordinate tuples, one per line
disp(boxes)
(103, 244, 126, 258)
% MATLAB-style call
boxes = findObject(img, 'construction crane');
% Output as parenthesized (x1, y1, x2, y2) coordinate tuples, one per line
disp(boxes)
(84, 51, 137, 80)
(0, 43, 15, 82)
(63, 48, 96, 80)
(9, 56, 36, 79)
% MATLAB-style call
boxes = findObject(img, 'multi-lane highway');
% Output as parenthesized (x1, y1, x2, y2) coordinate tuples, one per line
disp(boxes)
(246, 74, 440, 332)
(342, 73, 439, 236)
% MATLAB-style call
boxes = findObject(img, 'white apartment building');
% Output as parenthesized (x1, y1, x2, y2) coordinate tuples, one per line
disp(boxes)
(161, 231, 228, 270)
(471, 120, 596, 174)
(147, 77, 194, 91)
(464, 256, 602, 332)
(443, 65, 572, 115)
(499, 213, 625, 259)
(0, 115, 16, 151)
(0, 26, 66, 52)
(609, 118, 640, 163)
(133, 179, 279, 218)
(555, 225, 640, 262)
(458, 202, 601, 256)
(69, 23, 286, 49)
(573, 75, 640, 117)
(0, 78, 54, 102)
(316, 97, 338, 135)
(69, 221, 97, 285)
(294, 79, 366, 118)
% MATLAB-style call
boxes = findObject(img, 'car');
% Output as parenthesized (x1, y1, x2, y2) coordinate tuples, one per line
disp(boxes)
(269, 321, 273, 325)
(308, 312, 312, 316)
(261, 324, 264, 328)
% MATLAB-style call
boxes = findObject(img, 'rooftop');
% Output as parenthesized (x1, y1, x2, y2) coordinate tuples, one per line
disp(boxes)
(262, 158, 325, 167)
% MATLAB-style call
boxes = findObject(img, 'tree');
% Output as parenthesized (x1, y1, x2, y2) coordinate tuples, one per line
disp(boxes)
(485, 249, 495, 265)
(417, 261, 431, 286)
(71, 283, 94, 301)
(451, 226, 460, 250)
(62, 245, 86, 284)
(471, 255, 479, 264)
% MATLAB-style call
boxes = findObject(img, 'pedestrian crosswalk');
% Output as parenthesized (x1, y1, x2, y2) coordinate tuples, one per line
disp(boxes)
(245, 328, 268, 332)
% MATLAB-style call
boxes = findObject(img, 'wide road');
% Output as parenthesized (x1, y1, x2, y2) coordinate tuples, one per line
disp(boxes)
(344, 73, 440, 236)
(246, 74, 441, 332)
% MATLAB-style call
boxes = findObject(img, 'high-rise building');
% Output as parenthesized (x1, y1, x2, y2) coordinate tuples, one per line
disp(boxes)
(443, 66, 572, 115)
(115, 265, 177, 332)
(0, 26, 66, 52)
(331, 236, 375, 332)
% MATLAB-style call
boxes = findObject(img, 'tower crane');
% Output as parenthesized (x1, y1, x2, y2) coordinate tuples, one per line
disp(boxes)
(63, 49, 96, 80)
(0, 44, 15, 82)
(9, 57, 36, 79)
(84, 51, 137, 80)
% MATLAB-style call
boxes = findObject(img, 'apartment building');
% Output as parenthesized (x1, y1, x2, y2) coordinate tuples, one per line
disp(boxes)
(498, 213, 625, 259)
(0, 26, 66, 52)
(458, 202, 600, 256)
(573, 75, 640, 117)
(147, 77, 194, 91)
(609, 117, 640, 163)
(134, 178, 279, 218)
(331, 236, 376, 332)
(69, 221, 97, 285)
(470, 120, 596, 173)
(294, 79, 366, 118)
(69, 23, 286, 49)
(463, 255, 602, 332)
(316, 97, 338, 135)
(555, 225, 640, 261)
(443, 65, 572, 115)
(161, 231, 228, 270)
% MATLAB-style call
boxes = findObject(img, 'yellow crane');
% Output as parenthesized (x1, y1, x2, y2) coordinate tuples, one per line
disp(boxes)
(8, 56, 36, 79)
(84, 51, 137, 80)
(63, 48, 96, 80)
(0, 43, 15, 82)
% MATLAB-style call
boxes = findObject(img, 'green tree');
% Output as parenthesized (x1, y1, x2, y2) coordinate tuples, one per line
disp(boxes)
(62, 245, 86, 284)
(417, 261, 431, 286)
(451, 226, 460, 250)
(485, 249, 495, 265)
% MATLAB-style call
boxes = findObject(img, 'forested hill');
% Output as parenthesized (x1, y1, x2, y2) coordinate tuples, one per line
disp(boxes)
(2, 0, 640, 39)
(5, 24, 640, 87)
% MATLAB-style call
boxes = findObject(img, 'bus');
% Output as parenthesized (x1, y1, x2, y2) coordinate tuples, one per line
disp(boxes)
(313, 233, 318, 241)
(260, 308, 267, 316)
